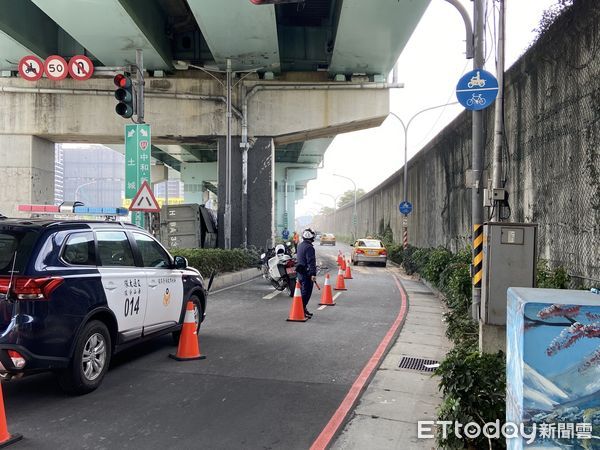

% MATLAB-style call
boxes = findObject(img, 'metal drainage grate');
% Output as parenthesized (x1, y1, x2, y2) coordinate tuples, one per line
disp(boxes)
(398, 356, 439, 372)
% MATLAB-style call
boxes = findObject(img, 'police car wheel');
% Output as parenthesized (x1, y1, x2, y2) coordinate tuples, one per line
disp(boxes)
(58, 320, 112, 395)
(172, 295, 203, 345)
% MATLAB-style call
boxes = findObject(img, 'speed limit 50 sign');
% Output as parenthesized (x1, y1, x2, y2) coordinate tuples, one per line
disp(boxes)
(44, 55, 68, 80)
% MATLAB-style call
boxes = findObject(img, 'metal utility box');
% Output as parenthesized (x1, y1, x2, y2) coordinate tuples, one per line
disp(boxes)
(480, 222, 537, 325)
(161, 204, 217, 249)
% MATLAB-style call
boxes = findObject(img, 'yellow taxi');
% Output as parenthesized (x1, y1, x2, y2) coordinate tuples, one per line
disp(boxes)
(351, 238, 387, 267)
(319, 233, 336, 246)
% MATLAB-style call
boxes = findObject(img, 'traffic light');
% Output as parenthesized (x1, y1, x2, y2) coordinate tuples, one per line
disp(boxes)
(113, 73, 134, 118)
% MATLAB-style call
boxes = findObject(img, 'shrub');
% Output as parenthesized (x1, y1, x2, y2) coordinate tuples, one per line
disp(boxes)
(537, 259, 571, 289)
(402, 246, 432, 275)
(435, 345, 506, 449)
(422, 247, 453, 287)
(170, 248, 256, 276)
(386, 244, 403, 265)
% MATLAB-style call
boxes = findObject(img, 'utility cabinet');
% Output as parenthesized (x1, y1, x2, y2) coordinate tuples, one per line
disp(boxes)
(480, 222, 537, 325)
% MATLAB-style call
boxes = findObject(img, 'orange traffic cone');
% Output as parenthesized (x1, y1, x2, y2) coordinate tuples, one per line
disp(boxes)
(334, 268, 347, 291)
(169, 301, 206, 361)
(340, 255, 347, 271)
(0, 384, 21, 447)
(344, 260, 353, 279)
(319, 273, 335, 306)
(337, 251, 343, 266)
(287, 281, 308, 322)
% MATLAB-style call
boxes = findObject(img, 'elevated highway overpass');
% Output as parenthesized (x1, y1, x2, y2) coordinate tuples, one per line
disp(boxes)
(0, 0, 431, 247)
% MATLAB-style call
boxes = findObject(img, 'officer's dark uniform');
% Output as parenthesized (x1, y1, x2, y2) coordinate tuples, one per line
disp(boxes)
(296, 234, 316, 316)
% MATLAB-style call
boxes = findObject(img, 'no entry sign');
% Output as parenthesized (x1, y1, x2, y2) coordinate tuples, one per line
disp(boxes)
(68, 55, 94, 80)
(44, 55, 68, 80)
(18, 56, 43, 81)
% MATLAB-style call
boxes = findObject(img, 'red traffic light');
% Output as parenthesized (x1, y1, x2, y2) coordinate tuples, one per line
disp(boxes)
(113, 74, 131, 88)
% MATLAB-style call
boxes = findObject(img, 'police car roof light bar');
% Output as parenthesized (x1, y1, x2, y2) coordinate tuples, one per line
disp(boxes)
(17, 204, 129, 217)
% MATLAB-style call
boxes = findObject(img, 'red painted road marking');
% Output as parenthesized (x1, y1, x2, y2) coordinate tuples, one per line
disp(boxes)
(310, 274, 408, 450)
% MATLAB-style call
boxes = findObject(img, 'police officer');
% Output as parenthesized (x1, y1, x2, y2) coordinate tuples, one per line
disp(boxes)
(296, 228, 317, 319)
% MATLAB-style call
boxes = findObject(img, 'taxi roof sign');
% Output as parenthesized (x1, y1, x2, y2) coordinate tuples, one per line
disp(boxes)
(129, 181, 160, 213)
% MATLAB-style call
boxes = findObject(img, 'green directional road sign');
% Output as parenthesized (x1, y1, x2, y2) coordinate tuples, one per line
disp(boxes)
(125, 123, 151, 227)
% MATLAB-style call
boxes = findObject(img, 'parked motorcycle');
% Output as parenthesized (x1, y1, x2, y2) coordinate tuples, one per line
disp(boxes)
(260, 243, 297, 296)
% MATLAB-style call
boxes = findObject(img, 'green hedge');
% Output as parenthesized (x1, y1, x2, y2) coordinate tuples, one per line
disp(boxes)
(170, 247, 259, 276)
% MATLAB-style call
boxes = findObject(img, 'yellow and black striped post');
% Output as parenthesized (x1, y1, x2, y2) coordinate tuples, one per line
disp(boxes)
(472, 224, 483, 287)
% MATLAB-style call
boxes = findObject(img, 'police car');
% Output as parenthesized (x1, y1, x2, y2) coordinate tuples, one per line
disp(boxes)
(0, 208, 209, 394)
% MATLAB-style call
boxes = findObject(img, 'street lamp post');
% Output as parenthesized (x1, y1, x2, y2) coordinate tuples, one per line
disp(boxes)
(74, 179, 99, 203)
(320, 192, 341, 234)
(333, 174, 357, 240)
(389, 102, 458, 248)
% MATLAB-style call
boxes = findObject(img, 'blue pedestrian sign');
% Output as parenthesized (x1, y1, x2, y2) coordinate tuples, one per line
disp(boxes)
(399, 201, 412, 215)
(456, 69, 498, 111)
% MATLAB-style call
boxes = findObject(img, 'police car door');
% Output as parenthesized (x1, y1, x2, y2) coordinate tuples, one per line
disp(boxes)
(131, 232, 183, 334)
(96, 230, 147, 341)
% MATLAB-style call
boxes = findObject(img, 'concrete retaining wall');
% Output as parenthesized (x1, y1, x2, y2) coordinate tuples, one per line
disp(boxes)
(317, 0, 600, 284)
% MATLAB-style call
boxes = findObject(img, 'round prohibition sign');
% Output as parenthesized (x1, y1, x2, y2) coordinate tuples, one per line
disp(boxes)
(44, 55, 68, 80)
(18, 56, 43, 81)
(69, 55, 94, 80)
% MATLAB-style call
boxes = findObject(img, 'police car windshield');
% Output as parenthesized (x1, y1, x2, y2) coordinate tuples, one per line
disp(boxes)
(0, 230, 38, 275)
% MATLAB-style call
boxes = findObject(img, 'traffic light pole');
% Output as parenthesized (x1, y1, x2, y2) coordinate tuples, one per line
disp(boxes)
(135, 49, 144, 123)
(224, 59, 232, 249)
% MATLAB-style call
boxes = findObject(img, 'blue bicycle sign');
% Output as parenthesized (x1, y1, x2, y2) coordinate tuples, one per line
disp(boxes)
(456, 69, 498, 111)
(399, 201, 413, 215)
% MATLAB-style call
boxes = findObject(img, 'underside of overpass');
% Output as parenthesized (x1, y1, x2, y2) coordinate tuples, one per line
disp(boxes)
(0, 0, 431, 247)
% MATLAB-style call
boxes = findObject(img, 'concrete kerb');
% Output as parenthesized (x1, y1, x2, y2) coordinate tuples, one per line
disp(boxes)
(209, 267, 262, 293)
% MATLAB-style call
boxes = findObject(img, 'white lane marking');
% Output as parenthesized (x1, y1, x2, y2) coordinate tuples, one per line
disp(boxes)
(317, 305, 327, 310)
(333, 292, 342, 301)
(211, 277, 259, 294)
(263, 290, 283, 300)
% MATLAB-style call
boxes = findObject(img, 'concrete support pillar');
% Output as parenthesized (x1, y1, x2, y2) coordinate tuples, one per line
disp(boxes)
(247, 138, 275, 249)
(0, 135, 54, 216)
(181, 162, 218, 205)
(217, 137, 274, 249)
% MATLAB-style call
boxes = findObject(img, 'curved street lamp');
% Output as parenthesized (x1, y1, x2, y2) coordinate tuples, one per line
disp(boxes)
(388, 101, 458, 248)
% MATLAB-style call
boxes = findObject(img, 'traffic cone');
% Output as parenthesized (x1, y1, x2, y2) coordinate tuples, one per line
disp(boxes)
(319, 273, 335, 306)
(337, 251, 343, 266)
(0, 383, 22, 447)
(169, 301, 206, 361)
(340, 255, 347, 271)
(287, 281, 308, 322)
(334, 268, 347, 291)
(344, 259, 353, 279)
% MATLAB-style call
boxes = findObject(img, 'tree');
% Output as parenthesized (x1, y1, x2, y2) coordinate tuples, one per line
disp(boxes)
(337, 189, 365, 208)
(318, 206, 334, 215)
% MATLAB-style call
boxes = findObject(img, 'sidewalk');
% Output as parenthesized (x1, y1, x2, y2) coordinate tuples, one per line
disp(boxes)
(331, 270, 452, 450)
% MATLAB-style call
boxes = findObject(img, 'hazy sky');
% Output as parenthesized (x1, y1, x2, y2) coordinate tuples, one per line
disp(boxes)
(296, 0, 558, 217)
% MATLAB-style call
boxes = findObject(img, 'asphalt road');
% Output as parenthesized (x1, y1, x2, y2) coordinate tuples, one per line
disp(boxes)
(4, 243, 404, 450)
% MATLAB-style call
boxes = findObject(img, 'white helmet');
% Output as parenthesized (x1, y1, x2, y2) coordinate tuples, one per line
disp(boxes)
(275, 244, 286, 255)
(302, 228, 316, 240)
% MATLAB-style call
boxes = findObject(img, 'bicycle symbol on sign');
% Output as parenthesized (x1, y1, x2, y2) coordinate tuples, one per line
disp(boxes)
(466, 94, 486, 107)
(467, 71, 486, 88)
